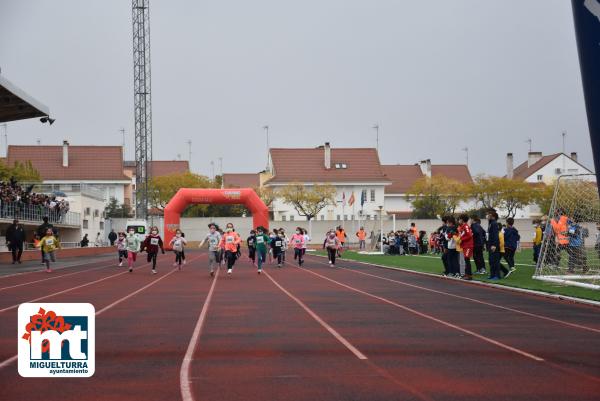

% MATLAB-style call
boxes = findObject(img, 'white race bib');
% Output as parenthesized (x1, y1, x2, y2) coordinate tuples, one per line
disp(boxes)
(226, 236, 234, 244)
(45, 239, 54, 246)
(256, 237, 264, 244)
(150, 238, 159, 245)
(275, 241, 282, 247)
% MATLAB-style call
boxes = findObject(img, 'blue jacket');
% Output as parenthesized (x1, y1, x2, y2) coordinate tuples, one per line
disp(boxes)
(471, 223, 487, 247)
(567, 221, 584, 247)
(503, 226, 520, 250)
(487, 220, 499, 250)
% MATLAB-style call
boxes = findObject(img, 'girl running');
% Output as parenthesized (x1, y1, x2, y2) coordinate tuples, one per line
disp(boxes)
(116, 232, 127, 266)
(125, 228, 140, 273)
(271, 229, 284, 268)
(268, 231, 275, 263)
(36, 228, 61, 273)
(279, 228, 288, 263)
(302, 228, 310, 260)
(219, 222, 242, 275)
(247, 229, 257, 265)
(255, 226, 270, 273)
(170, 229, 187, 270)
(141, 226, 165, 274)
(198, 223, 222, 277)
(323, 230, 341, 266)
(290, 227, 305, 266)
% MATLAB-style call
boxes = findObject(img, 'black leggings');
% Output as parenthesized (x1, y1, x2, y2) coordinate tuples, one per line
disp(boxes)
(175, 251, 184, 265)
(294, 248, 303, 265)
(147, 252, 158, 268)
(225, 250, 237, 269)
(11, 243, 23, 262)
(249, 247, 256, 263)
(327, 247, 336, 265)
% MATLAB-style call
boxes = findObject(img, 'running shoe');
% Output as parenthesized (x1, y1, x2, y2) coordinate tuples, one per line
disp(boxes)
(129, 268, 133, 273)
(173, 262, 178, 267)
(328, 260, 332, 265)
(210, 271, 215, 277)
(257, 269, 262, 274)
(46, 269, 52, 273)
(183, 260, 187, 265)
(277, 264, 282, 268)
(119, 262, 123, 267)
(227, 268, 232, 275)
(152, 269, 157, 274)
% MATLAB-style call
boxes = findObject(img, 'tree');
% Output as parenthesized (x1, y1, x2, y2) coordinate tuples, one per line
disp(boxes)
(278, 183, 336, 221)
(104, 197, 133, 218)
(147, 172, 212, 211)
(471, 175, 504, 211)
(471, 175, 536, 218)
(0, 160, 41, 182)
(406, 176, 469, 218)
(532, 182, 555, 216)
(256, 186, 275, 208)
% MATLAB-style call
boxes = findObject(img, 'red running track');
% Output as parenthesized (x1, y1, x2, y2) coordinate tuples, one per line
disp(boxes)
(0, 250, 598, 401)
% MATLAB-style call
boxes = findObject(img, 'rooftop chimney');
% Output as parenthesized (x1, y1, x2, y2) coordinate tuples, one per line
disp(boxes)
(62, 140, 69, 167)
(527, 151, 543, 168)
(570, 152, 578, 162)
(419, 159, 432, 178)
(506, 153, 514, 179)
(324, 142, 331, 169)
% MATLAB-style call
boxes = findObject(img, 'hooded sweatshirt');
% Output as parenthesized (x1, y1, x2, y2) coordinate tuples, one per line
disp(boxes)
(141, 233, 164, 254)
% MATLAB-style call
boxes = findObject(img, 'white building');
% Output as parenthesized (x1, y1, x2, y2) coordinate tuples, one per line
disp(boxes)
(263, 143, 391, 222)
(506, 151, 594, 184)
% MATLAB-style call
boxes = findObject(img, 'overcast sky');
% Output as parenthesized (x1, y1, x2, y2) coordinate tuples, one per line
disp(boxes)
(0, 0, 592, 177)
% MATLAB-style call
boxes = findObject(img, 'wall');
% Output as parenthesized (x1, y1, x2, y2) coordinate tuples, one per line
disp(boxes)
(0, 246, 113, 263)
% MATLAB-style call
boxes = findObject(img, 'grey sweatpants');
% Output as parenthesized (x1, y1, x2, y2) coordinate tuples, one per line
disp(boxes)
(208, 251, 218, 272)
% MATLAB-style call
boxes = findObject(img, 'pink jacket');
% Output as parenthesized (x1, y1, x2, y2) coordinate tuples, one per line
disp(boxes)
(289, 233, 305, 249)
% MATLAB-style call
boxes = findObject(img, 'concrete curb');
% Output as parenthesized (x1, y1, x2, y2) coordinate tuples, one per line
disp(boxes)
(311, 254, 600, 308)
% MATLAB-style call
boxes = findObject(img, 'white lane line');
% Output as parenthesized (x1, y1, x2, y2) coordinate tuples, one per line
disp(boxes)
(264, 270, 367, 360)
(0, 256, 114, 279)
(0, 263, 116, 292)
(309, 257, 600, 334)
(180, 268, 220, 401)
(0, 262, 153, 314)
(0, 257, 200, 370)
(297, 266, 544, 362)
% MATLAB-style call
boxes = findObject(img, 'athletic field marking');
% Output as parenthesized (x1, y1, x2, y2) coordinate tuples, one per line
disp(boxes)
(0, 261, 155, 314)
(264, 270, 367, 360)
(0, 256, 203, 370)
(0, 256, 114, 279)
(0, 263, 116, 292)
(308, 257, 600, 334)
(180, 268, 220, 401)
(297, 266, 545, 362)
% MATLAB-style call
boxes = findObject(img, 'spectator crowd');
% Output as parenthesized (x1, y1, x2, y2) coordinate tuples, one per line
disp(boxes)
(0, 179, 70, 222)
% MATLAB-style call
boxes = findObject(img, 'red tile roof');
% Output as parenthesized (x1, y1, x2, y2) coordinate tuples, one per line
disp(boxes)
(124, 160, 190, 177)
(382, 164, 472, 194)
(7, 145, 130, 181)
(511, 154, 560, 180)
(267, 147, 390, 184)
(223, 173, 260, 188)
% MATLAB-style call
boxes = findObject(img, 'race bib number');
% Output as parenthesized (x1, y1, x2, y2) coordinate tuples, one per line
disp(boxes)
(209, 237, 218, 245)
(174, 240, 182, 247)
(45, 239, 54, 246)
(275, 241, 282, 247)
(256, 237, 264, 244)
(248, 239, 254, 245)
(295, 239, 301, 244)
(226, 237, 234, 244)
(150, 238, 159, 245)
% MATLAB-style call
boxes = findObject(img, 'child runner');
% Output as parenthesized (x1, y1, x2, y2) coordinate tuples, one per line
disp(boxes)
(458, 214, 474, 280)
(268, 231, 276, 263)
(290, 227, 305, 266)
(116, 232, 127, 267)
(36, 228, 61, 273)
(279, 228, 288, 263)
(302, 228, 310, 259)
(198, 223, 222, 277)
(271, 229, 284, 268)
(255, 226, 270, 273)
(125, 228, 140, 273)
(141, 226, 165, 274)
(170, 229, 187, 270)
(220, 222, 242, 275)
(247, 229, 257, 265)
(323, 230, 341, 266)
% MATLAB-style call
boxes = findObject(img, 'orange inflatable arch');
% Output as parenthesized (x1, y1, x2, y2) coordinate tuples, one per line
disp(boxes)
(163, 188, 269, 250)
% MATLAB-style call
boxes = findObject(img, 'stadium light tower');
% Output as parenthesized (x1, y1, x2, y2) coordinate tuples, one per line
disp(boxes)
(132, 0, 152, 220)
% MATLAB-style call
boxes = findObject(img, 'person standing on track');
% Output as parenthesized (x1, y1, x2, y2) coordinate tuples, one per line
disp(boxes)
(125, 228, 141, 273)
(116, 232, 128, 267)
(36, 228, 61, 273)
(458, 214, 474, 280)
(271, 229, 284, 268)
(356, 226, 367, 250)
(141, 226, 165, 274)
(323, 230, 341, 266)
(169, 229, 187, 271)
(199, 223, 222, 277)
(290, 227, 305, 266)
(254, 226, 270, 274)
(6, 219, 25, 264)
(220, 222, 242, 275)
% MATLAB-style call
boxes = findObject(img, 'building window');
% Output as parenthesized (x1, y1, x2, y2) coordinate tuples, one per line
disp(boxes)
(84, 207, 91, 216)
(537, 174, 543, 181)
(282, 215, 287, 221)
(366, 215, 371, 220)
(374, 214, 378, 220)
(370, 189, 376, 202)
(94, 209, 100, 217)
(290, 215, 294, 221)
(337, 215, 341, 221)
(320, 215, 325, 221)
(99, 221, 104, 230)
(343, 215, 347, 221)
(361, 189, 367, 203)
(83, 220, 89, 229)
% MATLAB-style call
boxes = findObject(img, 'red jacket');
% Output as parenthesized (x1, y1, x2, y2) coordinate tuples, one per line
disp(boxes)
(458, 223, 474, 250)
(141, 234, 164, 254)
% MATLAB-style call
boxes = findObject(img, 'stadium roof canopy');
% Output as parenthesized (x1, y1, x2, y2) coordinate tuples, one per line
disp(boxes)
(0, 74, 50, 123)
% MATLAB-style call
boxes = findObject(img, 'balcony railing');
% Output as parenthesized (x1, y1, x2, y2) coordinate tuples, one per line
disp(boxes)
(0, 201, 81, 226)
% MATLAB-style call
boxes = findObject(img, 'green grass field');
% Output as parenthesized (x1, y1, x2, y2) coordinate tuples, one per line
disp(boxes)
(314, 248, 600, 302)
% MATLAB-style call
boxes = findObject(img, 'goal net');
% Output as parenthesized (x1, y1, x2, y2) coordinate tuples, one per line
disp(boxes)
(534, 174, 600, 290)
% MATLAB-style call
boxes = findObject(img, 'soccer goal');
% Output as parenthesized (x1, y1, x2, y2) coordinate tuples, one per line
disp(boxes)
(534, 174, 600, 290)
